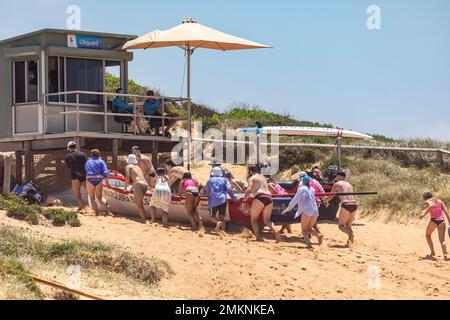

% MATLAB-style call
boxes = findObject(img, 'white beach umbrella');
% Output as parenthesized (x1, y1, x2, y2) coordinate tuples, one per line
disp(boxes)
(123, 18, 271, 165)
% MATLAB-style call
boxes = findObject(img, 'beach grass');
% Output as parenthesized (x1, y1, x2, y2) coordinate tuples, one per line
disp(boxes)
(0, 226, 173, 299)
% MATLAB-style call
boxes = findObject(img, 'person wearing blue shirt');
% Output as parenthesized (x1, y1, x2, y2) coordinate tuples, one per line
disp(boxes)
(112, 88, 133, 113)
(85, 149, 110, 215)
(111, 88, 144, 134)
(143, 90, 177, 137)
(201, 167, 236, 235)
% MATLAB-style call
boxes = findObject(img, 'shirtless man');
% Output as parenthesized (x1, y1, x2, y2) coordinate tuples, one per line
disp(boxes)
(131, 146, 156, 188)
(243, 165, 281, 243)
(124, 154, 149, 224)
(323, 171, 357, 247)
(165, 159, 188, 193)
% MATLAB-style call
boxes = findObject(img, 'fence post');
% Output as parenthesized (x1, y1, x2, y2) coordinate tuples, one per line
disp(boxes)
(1, 154, 12, 194)
(437, 150, 445, 169)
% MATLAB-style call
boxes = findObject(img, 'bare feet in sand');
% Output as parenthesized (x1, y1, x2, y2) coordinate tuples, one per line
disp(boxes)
(318, 234, 324, 246)
(346, 235, 354, 247)
(275, 231, 281, 243)
(214, 222, 223, 233)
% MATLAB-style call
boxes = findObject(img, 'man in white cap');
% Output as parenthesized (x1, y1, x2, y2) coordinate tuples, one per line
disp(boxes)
(64, 141, 87, 212)
(124, 154, 149, 223)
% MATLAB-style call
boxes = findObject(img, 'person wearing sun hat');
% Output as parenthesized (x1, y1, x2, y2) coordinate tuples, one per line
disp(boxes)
(124, 154, 149, 224)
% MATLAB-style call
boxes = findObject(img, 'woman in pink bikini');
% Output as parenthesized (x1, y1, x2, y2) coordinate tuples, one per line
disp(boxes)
(419, 191, 450, 260)
(179, 172, 203, 232)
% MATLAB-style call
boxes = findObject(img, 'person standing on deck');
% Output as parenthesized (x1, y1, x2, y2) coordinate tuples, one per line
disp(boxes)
(244, 166, 281, 243)
(131, 146, 156, 189)
(124, 154, 149, 224)
(64, 141, 87, 212)
(323, 171, 358, 247)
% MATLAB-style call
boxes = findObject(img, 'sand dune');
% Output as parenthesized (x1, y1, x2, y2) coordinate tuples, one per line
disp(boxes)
(1, 210, 448, 300)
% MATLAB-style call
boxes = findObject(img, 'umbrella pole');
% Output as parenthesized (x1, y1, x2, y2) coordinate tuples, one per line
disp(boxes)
(186, 45, 192, 170)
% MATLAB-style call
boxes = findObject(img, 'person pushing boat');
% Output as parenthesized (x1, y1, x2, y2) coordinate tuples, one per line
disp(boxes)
(165, 159, 188, 193)
(124, 154, 149, 224)
(179, 171, 203, 233)
(244, 166, 281, 243)
(149, 168, 172, 228)
(131, 146, 156, 188)
(323, 171, 357, 247)
(202, 167, 236, 236)
(282, 176, 322, 249)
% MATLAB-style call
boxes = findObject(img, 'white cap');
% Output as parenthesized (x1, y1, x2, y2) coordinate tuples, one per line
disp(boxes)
(211, 166, 223, 177)
(67, 141, 77, 148)
(126, 154, 138, 165)
(298, 171, 307, 178)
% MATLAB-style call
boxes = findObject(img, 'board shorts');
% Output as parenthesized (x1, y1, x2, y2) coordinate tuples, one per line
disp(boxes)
(211, 202, 227, 217)
(133, 181, 149, 202)
(150, 182, 172, 212)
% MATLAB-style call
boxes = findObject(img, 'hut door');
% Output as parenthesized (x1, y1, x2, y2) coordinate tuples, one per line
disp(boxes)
(12, 59, 42, 135)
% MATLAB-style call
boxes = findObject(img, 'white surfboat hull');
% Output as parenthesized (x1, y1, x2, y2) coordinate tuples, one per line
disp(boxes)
(102, 178, 231, 226)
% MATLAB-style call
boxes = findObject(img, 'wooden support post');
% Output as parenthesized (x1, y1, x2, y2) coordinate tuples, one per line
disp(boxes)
(112, 139, 119, 170)
(437, 151, 445, 169)
(152, 141, 159, 169)
(15, 151, 23, 185)
(24, 141, 33, 182)
(2, 154, 12, 194)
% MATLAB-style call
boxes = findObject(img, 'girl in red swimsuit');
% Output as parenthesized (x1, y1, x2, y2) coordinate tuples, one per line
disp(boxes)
(419, 191, 450, 261)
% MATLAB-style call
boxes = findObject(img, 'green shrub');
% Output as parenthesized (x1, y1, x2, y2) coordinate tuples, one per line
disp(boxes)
(6, 203, 40, 225)
(42, 208, 81, 227)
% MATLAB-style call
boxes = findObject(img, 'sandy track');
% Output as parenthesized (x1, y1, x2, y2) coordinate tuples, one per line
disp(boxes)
(0, 211, 448, 300)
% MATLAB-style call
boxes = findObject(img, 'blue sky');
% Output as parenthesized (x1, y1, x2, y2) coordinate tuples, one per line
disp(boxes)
(1, 0, 449, 140)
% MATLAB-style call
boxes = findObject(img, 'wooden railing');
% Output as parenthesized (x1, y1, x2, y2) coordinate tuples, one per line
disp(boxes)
(43, 91, 188, 135)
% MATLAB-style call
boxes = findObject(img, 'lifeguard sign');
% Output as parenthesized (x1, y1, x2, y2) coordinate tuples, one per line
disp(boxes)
(67, 34, 102, 49)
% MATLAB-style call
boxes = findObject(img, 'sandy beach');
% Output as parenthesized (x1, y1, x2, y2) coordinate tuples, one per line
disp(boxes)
(1, 209, 448, 300)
